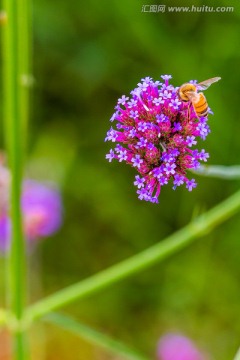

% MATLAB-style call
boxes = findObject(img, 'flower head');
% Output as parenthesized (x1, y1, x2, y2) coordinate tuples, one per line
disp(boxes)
(0, 173, 62, 252)
(105, 75, 212, 203)
(157, 333, 206, 360)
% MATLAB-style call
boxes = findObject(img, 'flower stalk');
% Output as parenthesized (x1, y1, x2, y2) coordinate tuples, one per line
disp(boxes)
(2, 0, 32, 357)
(25, 188, 240, 322)
(192, 164, 240, 179)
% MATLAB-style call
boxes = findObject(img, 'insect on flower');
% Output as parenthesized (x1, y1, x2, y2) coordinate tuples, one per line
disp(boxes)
(105, 75, 220, 203)
(178, 77, 221, 118)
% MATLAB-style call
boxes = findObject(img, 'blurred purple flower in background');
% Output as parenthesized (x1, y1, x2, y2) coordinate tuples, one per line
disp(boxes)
(0, 164, 62, 252)
(157, 333, 206, 360)
(0, 214, 11, 251)
(22, 180, 62, 241)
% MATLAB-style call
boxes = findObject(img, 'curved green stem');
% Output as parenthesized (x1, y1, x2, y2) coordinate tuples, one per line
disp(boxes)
(25, 189, 240, 322)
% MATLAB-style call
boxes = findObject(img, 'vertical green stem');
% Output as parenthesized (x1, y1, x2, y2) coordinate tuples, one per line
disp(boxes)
(18, 0, 32, 148)
(2, 0, 31, 358)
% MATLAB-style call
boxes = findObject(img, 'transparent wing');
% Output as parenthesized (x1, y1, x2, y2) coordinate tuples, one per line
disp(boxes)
(185, 91, 200, 103)
(197, 77, 221, 91)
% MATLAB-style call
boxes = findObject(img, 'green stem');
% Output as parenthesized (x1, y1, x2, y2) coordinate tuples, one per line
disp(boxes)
(26, 189, 240, 322)
(44, 313, 149, 360)
(192, 165, 240, 179)
(18, 0, 33, 148)
(2, 0, 31, 358)
(3, 0, 25, 317)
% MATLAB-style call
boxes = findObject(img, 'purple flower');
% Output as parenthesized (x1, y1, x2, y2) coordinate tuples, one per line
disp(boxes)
(0, 214, 11, 251)
(136, 137, 147, 149)
(110, 112, 118, 122)
(106, 149, 115, 162)
(137, 188, 149, 201)
(137, 81, 148, 92)
(157, 333, 206, 360)
(118, 149, 128, 162)
(105, 75, 214, 203)
(173, 122, 182, 132)
(156, 114, 169, 124)
(128, 128, 137, 138)
(196, 121, 210, 140)
(0, 178, 62, 252)
(134, 175, 145, 189)
(22, 180, 62, 241)
(161, 90, 172, 100)
(164, 162, 176, 176)
(132, 154, 143, 169)
(153, 97, 163, 106)
(161, 75, 172, 81)
(127, 99, 137, 108)
(105, 127, 118, 142)
(159, 176, 169, 185)
(130, 110, 139, 119)
(198, 149, 209, 162)
(138, 122, 149, 132)
(170, 98, 182, 110)
(173, 174, 185, 189)
(117, 95, 129, 105)
(186, 179, 197, 191)
(141, 76, 153, 83)
(186, 136, 197, 147)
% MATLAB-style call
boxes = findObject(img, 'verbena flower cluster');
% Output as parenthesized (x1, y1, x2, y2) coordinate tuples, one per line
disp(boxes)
(105, 75, 210, 203)
(0, 165, 62, 252)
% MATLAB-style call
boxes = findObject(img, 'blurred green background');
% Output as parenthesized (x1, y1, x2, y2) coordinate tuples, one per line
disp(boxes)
(1, 0, 240, 359)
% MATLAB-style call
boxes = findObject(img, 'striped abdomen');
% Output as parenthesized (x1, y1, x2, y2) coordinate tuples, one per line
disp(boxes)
(192, 92, 208, 117)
